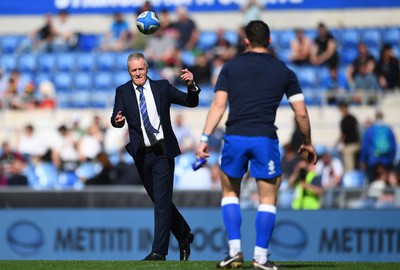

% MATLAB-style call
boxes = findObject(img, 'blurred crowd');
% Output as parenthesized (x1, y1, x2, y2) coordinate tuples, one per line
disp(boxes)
(1, 2, 400, 209)
(1, 104, 399, 209)
(0, 2, 399, 110)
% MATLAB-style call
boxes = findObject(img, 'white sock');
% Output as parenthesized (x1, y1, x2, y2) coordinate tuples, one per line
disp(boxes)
(229, 239, 241, 257)
(254, 246, 268, 264)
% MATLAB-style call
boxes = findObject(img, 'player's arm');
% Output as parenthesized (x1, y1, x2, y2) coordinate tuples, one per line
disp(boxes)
(289, 94, 317, 164)
(196, 91, 227, 159)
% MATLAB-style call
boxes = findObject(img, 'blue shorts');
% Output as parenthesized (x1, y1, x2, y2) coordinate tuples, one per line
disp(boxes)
(220, 135, 282, 180)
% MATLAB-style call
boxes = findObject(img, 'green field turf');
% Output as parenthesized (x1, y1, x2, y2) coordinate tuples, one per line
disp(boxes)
(0, 261, 399, 270)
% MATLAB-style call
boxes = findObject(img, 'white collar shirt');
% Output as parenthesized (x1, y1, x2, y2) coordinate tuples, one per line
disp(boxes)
(133, 80, 164, 146)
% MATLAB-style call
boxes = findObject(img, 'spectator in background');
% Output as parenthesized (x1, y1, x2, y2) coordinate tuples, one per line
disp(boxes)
(346, 42, 376, 88)
(235, 26, 247, 56)
(172, 7, 199, 51)
(352, 60, 381, 104)
(191, 52, 212, 85)
(360, 111, 397, 184)
(101, 12, 132, 52)
(136, 0, 153, 16)
(19, 13, 54, 53)
(78, 124, 103, 163)
(81, 152, 117, 185)
(321, 66, 349, 104)
(17, 124, 47, 163)
(211, 55, 225, 86)
(337, 102, 360, 172)
(3, 70, 24, 110)
(0, 142, 28, 186)
(212, 28, 236, 61)
(315, 149, 344, 207)
(52, 10, 76, 52)
(310, 22, 339, 69)
(240, 0, 264, 26)
(289, 28, 312, 66)
(172, 113, 196, 153)
(144, 24, 178, 69)
(289, 158, 323, 210)
(52, 124, 80, 173)
(376, 44, 400, 91)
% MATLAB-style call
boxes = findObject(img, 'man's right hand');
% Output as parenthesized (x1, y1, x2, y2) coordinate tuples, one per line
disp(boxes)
(298, 143, 317, 164)
(115, 111, 126, 127)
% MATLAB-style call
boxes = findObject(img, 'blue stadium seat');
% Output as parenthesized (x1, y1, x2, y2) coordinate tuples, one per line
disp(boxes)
(180, 50, 196, 67)
(224, 30, 238, 46)
(269, 31, 278, 48)
(296, 66, 317, 88)
(18, 53, 37, 73)
(115, 51, 131, 71)
(90, 90, 113, 108)
(382, 27, 400, 47)
(56, 52, 76, 72)
(276, 48, 291, 64)
(69, 90, 91, 108)
(76, 53, 95, 71)
(53, 72, 73, 92)
(96, 52, 116, 71)
(341, 47, 359, 65)
(340, 29, 361, 49)
(342, 170, 366, 188)
(0, 54, 18, 71)
(37, 53, 57, 72)
(35, 72, 53, 86)
(304, 29, 317, 41)
(77, 34, 100, 52)
(361, 28, 381, 48)
(1, 35, 22, 54)
(56, 92, 71, 108)
(93, 72, 113, 89)
(114, 71, 130, 86)
(74, 72, 93, 89)
(279, 30, 295, 49)
(197, 31, 217, 51)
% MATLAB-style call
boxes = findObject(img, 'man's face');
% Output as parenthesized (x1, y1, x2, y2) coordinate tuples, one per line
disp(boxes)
(127, 58, 148, 86)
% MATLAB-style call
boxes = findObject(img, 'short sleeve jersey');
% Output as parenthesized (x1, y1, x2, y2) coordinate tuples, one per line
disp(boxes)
(215, 52, 302, 138)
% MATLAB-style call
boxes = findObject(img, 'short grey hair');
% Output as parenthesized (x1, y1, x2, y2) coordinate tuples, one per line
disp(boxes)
(127, 52, 149, 69)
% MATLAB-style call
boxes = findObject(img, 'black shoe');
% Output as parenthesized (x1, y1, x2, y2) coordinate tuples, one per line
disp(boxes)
(251, 260, 278, 270)
(179, 233, 194, 261)
(142, 252, 166, 261)
(216, 251, 243, 269)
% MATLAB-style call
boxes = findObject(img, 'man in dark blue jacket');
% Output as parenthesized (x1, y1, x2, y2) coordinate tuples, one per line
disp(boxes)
(111, 52, 200, 261)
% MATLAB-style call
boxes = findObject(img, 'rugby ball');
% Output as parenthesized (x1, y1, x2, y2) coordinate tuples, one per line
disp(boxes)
(136, 11, 160, 35)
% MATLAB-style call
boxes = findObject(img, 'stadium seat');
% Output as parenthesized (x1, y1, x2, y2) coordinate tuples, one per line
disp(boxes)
(96, 52, 116, 71)
(278, 30, 295, 49)
(114, 71, 130, 86)
(276, 48, 291, 64)
(342, 170, 366, 188)
(180, 50, 196, 67)
(90, 90, 113, 108)
(115, 51, 131, 71)
(69, 90, 91, 108)
(77, 33, 100, 52)
(35, 72, 53, 86)
(296, 66, 317, 89)
(74, 72, 93, 89)
(53, 72, 73, 92)
(269, 31, 278, 48)
(37, 53, 57, 72)
(361, 28, 381, 48)
(1, 35, 22, 54)
(0, 54, 18, 71)
(76, 52, 95, 71)
(197, 31, 217, 51)
(382, 27, 400, 47)
(18, 53, 37, 73)
(341, 47, 359, 65)
(56, 52, 76, 72)
(93, 71, 113, 89)
(340, 28, 361, 49)
(224, 30, 238, 46)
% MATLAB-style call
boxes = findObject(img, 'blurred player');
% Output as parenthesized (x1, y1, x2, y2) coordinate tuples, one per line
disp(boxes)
(196, 20, 317, 270)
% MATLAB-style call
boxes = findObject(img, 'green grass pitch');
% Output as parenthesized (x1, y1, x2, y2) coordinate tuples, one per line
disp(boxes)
(0, 261, 399, 270)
